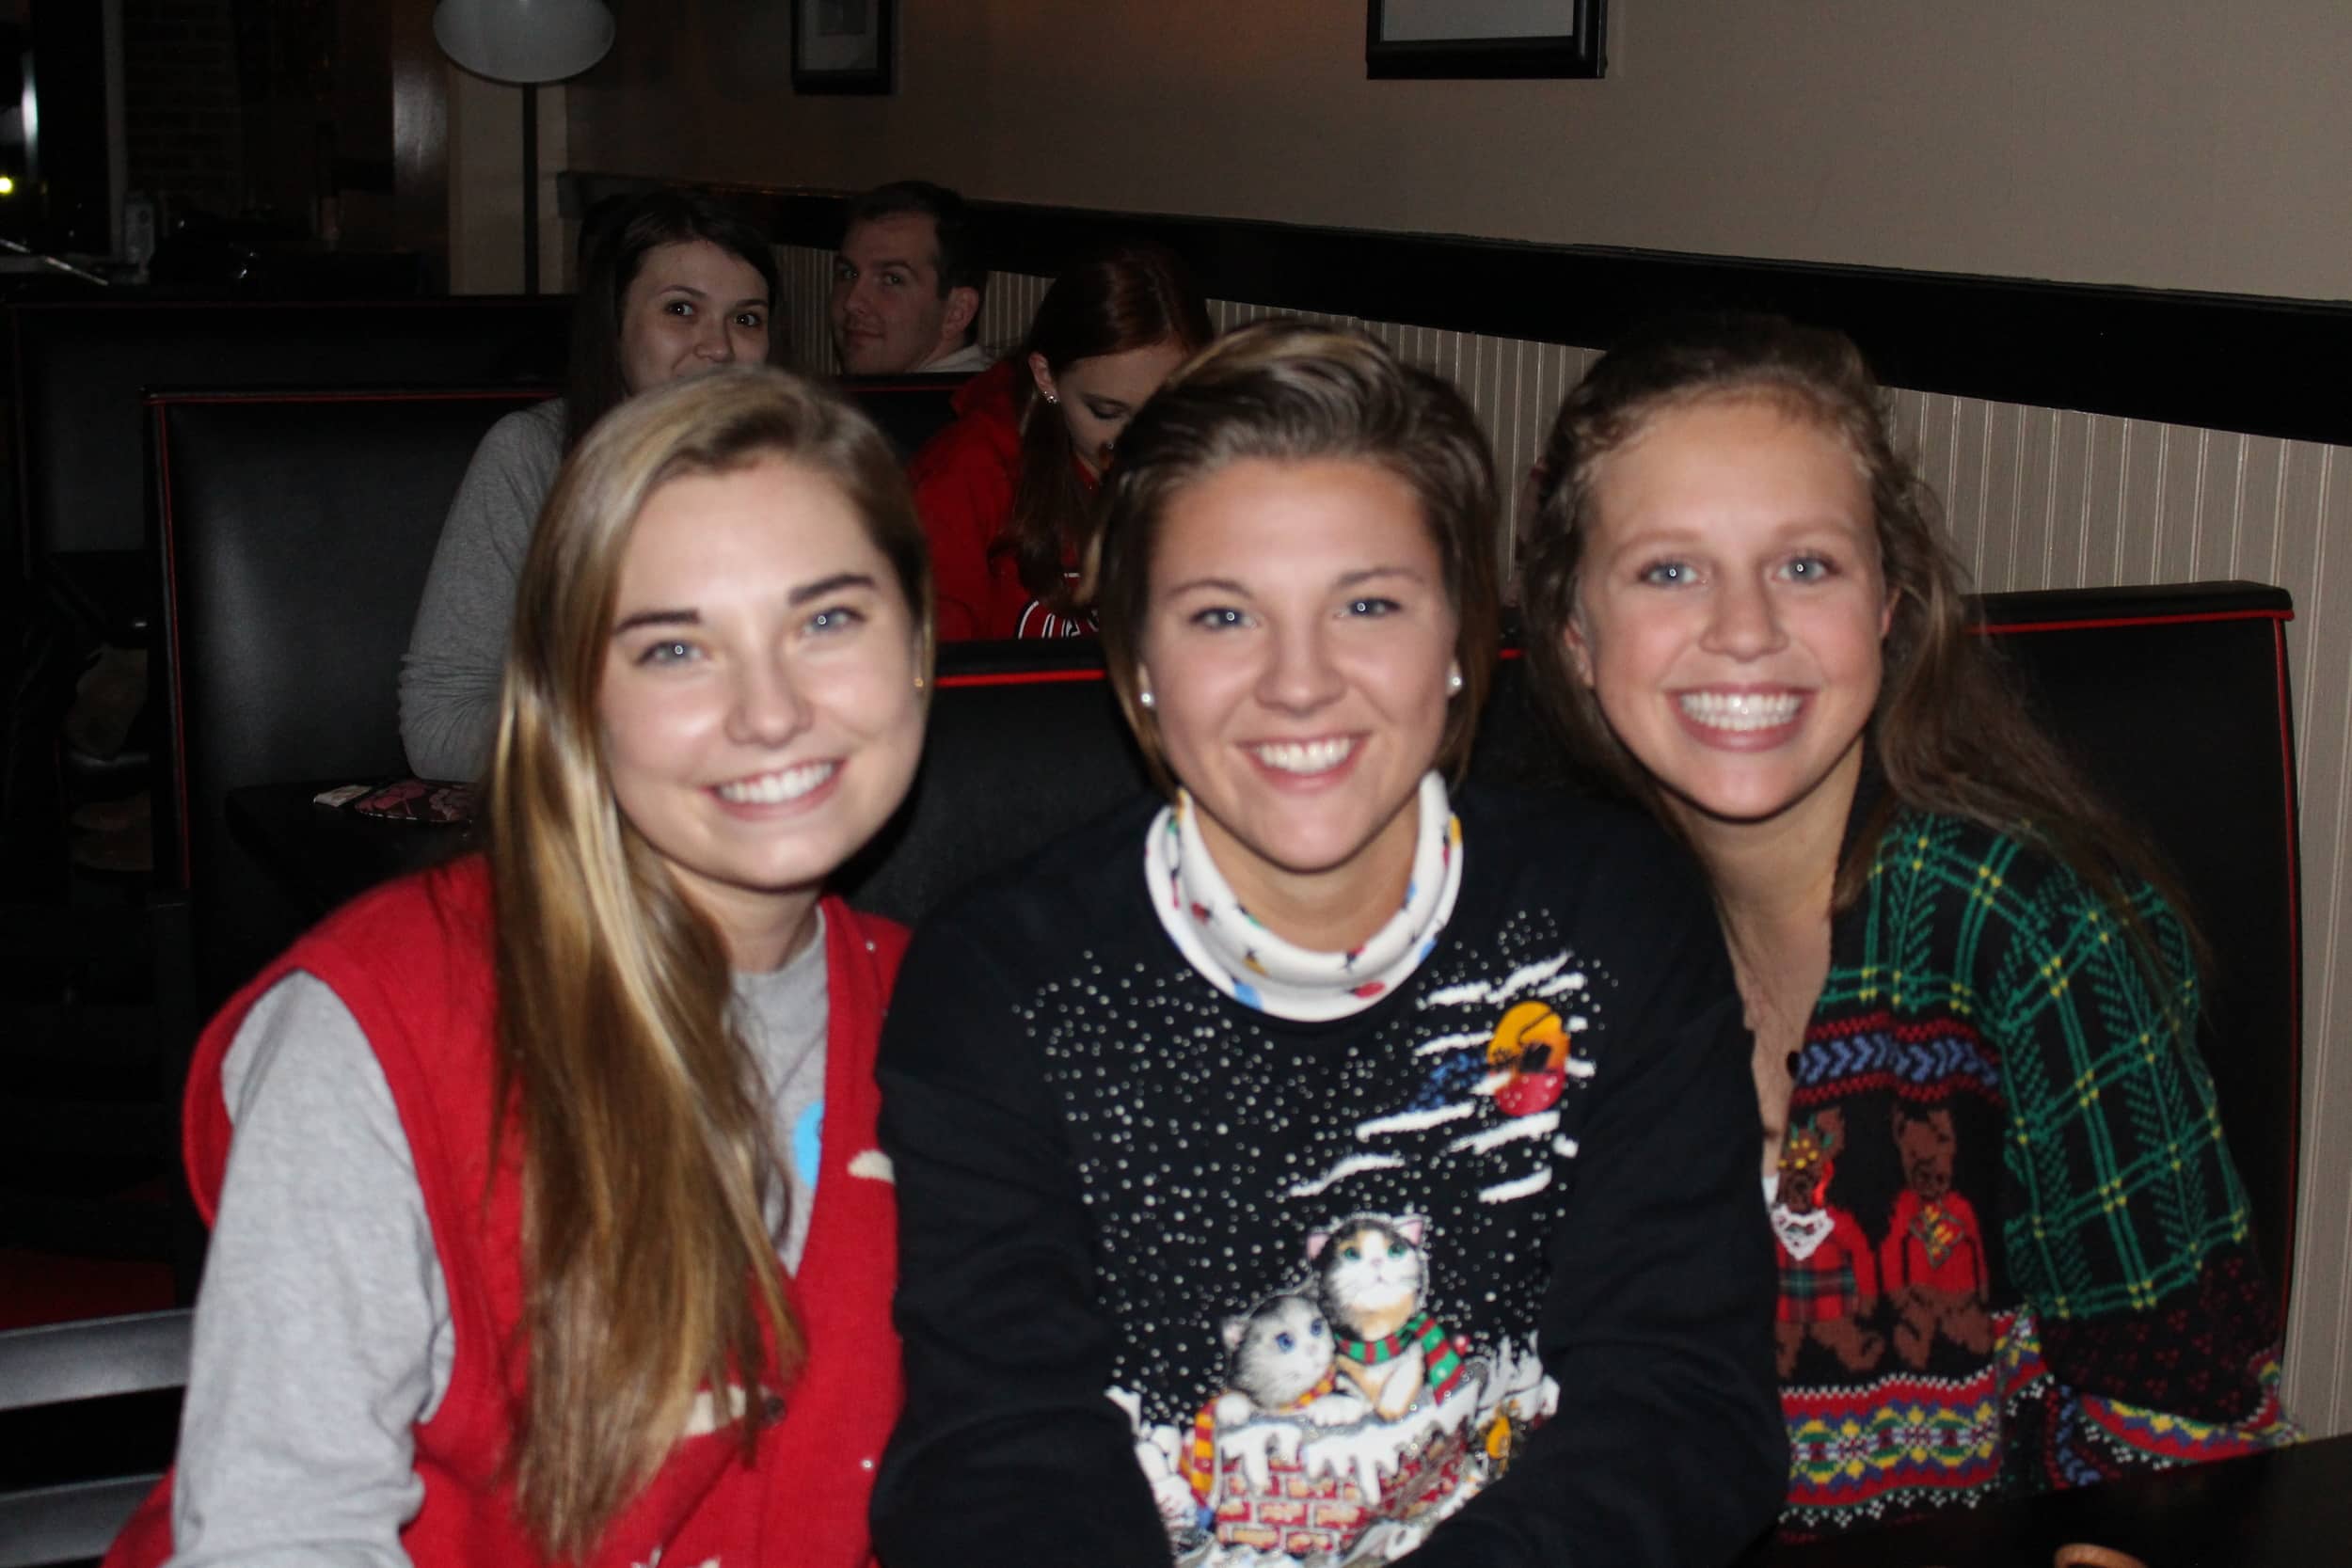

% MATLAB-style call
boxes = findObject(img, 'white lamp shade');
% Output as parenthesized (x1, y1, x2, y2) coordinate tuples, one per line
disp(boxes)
(433, 0, 616, 85)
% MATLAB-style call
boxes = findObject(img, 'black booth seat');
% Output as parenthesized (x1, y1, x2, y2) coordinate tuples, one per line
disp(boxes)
(10, 298, 569, 636)
(138, 379, 2302, 1334)
(147, 387, 556, 1006)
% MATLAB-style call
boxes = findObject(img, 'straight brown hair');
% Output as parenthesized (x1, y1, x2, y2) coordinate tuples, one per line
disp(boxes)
(485, 366, 930, 1558)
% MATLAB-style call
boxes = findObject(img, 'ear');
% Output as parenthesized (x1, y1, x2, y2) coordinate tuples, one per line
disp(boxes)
(1880, 584, 1898, 641)
(1562, 616, 1596, 688)
(1303, 1229, 1329, 1262)
(941, 284, 980, 344)
(1819, 1106, 1845, 1151)
(1221, 1315, 1248, 1352)
(1395, 1214, 1426, 1247)
(1026, 351, 1057, 404)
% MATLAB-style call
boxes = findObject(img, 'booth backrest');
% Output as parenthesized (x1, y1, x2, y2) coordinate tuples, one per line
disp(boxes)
(835, 372, 968, 459)
(148, 388, 553, 998)
(844, 586, 2302, 1325)
(140, 376, 2297, 1321)
(11, 298, 568, 565)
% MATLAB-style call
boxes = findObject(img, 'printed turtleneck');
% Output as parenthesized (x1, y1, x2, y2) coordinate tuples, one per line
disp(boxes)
(1144, 770, 1464, 1022)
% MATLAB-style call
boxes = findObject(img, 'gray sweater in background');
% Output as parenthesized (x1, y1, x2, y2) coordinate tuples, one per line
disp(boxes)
(396, 398, 567, 783)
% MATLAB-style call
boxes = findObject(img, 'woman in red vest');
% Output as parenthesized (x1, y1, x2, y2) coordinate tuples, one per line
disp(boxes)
(112, 367, 932, 1568)
(909, 241, 1212, 640)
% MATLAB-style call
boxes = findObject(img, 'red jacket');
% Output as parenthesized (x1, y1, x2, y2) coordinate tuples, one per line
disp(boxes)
(107, 859, 908, 1568)
(906, 360, 1092, 640)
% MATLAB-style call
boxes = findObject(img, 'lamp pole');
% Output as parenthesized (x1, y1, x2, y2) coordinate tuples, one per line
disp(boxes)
(430, 0, 613, 296)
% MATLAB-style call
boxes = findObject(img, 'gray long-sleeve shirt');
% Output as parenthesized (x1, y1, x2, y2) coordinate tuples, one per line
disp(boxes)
(166, 924, 829, 1568)
(395, 398, 566, 783)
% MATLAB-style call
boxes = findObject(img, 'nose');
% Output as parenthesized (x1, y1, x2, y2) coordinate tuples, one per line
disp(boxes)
(1255, 614, 1345, 716)
(697, 310, 736, 364)
(725, 649, 810, 748)
(1699, 575, 1788, 660)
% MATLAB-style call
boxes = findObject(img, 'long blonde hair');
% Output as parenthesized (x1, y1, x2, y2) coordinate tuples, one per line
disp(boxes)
(484, 367, 931, 1559)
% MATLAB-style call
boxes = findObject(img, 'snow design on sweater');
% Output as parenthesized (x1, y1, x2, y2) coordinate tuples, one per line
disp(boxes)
(1027, 908, 1603, 1563)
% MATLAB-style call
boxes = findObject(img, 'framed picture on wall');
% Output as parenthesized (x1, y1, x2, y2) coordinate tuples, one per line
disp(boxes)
(1367, 0, 1604, 79)
(793, 0, 894, 94)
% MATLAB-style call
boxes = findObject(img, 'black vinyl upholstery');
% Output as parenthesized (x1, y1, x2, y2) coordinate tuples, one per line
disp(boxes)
(148, 388, 554, 1004)
(10, 298, 568, 565)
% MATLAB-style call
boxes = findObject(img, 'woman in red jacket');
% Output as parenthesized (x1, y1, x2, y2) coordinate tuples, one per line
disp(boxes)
(909, 242, 1212, 640)
(112, 367, 932, 1568)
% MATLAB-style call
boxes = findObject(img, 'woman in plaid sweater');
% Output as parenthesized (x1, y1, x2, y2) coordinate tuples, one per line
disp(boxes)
(1518, 312, 2290, 1540)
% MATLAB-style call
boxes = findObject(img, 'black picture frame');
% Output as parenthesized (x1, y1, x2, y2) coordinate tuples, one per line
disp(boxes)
(1367, 0, 1603, 79)
(792, 0, 894, 95)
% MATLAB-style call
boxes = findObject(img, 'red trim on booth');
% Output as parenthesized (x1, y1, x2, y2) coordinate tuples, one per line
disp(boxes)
(1977, 608, 2294, 637)
(936, 668, 1105, 689)
(2270, 619, 2304, 1336)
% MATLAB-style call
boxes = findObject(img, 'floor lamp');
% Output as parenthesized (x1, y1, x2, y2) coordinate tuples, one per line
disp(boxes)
(431, 0, 615, 294)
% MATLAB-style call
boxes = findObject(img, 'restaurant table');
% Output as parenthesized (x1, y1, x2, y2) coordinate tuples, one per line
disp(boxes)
(225, 780, 473, 917)
(1737, 1433, 2352, 1566)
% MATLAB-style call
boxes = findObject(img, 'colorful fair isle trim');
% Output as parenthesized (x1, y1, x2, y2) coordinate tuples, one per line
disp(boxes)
(1782, 1366, 2004, 1535)
(1143, 770, 1464, 1022)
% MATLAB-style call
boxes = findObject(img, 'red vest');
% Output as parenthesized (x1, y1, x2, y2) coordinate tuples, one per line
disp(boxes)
(108, 859, 907, 1568)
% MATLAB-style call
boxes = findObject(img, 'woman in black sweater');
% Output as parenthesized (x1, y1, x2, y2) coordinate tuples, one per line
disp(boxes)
(873, 321, 1785, 1567)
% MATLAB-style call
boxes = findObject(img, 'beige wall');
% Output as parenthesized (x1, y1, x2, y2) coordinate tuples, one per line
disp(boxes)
(564, 0, 2352, 302)
(448, 71, 569, 295)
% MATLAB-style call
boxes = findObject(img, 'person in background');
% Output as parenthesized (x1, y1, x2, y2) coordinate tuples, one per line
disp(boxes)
(830, 180, 992, 377)
(1517, 312, 2291, 1541)
(908, 241, 1212, 639)
(398, 187, 782, 782)
(874, 321, 1784, 1567)
(109, 368, 932, 1568)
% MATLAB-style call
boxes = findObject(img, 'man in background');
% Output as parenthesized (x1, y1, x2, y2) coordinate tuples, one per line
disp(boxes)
(831, 181, 991, 375)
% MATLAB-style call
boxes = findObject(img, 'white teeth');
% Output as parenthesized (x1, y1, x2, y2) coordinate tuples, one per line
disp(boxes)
(1251, 736, 1356, 775)
(715, 762, 835, 804)
(1678, 691, 1802, 732)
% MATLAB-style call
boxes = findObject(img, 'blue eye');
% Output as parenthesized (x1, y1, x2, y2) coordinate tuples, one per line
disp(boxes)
(1275, 1332, 1295, 1353)
(1309, 1317, 1325, 1337)
(1189, 606, 1248, 630)
(1787, 554, 1836, 581)
(809, 604, 866, 635)
(1346, 597, 1400, 618)
(636, 639, 697, 666)
(1638, 561, 1690, 586)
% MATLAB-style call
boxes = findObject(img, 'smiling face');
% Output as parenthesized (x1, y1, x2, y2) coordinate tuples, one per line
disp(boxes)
(829, 212, 977, 375)
(597, 454, 926, 966)
(1568, 395, 1890, 837)
(617, 240, 773, 396)
(1030, 338, 1193, 475)
(1136, 457, 1456, 947)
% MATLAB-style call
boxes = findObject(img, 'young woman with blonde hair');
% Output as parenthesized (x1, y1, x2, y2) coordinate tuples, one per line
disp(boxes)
(113, 366, 932, 1568)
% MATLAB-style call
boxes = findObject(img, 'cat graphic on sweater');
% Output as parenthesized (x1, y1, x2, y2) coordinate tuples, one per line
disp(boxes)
(1307, 1214, 1475, 1421)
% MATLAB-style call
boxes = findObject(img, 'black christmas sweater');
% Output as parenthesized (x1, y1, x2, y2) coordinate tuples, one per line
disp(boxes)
(872, 785, 1785, 1568)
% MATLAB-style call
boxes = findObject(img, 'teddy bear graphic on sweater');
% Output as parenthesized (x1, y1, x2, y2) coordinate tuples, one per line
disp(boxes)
(1769, 1109, 1884, 1378)
(1880, 1103, 1993, 1369)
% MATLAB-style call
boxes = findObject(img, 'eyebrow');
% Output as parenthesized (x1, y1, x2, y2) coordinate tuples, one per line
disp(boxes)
(1159, 564, 1428, 598)
(787, 572, 880, 606)
(653, 282, 769, 310)
(612, 609, 698, 635)
(610, 574, 877, 635)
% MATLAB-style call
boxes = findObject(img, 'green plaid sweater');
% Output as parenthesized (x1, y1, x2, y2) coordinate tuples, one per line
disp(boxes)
(1774, 809, 2290, 1539)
